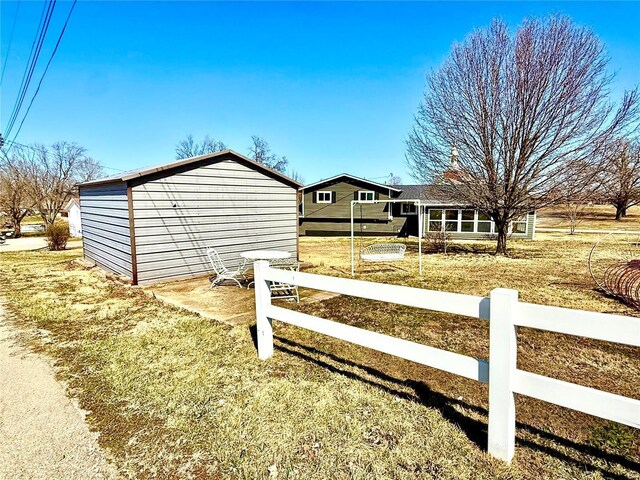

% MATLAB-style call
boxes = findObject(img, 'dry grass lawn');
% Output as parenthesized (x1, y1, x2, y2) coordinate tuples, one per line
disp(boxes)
(0, 229, 638, 479)
(537, 204, 640, 231)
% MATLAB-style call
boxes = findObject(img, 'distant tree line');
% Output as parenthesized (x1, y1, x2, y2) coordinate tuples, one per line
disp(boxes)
(174, 134, 303, 183)
(0, 142, 102, 237)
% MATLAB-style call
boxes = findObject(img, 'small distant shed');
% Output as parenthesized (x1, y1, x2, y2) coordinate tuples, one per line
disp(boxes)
(63, 197, 82, 237)
(78, 150, 301, 285)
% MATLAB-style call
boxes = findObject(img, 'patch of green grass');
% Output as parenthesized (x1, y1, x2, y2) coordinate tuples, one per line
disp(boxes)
(22, 214, 44, 225)
(590, 423, 636, 455)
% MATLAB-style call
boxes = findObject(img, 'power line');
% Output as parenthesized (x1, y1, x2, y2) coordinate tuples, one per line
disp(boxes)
(8, 0, 77, 147)
(3, 0, 56, 139)
(4, 0, 56, 138)
(0, 0, 21, 86)
(3, 1, 50, 133)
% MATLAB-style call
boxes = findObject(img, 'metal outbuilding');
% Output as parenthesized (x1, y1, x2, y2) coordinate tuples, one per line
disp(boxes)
(78, 149, 301, 285)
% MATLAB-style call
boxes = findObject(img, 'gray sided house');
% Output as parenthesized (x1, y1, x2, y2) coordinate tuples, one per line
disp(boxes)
(299, 174, 536, 240)
(78, 150, 301, 285)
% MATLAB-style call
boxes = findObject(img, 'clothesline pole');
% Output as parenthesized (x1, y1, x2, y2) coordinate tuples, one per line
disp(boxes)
(350, 198, 423, 277)
(418, 201, 422, 275)
(351, 200, 355, 276)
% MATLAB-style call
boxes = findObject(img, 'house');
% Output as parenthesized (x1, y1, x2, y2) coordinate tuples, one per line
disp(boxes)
(78, 150, 302, 285)
(299, 174, 536, 239)
(62, 197, 82, 237)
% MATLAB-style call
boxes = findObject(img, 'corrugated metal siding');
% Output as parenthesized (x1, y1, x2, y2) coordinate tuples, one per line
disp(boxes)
(132, 159, 298, 284)
(79, 183, 133, 277)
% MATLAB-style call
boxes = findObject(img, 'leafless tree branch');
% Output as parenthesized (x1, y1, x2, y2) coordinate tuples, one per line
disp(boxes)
(406, 16, 639, 254)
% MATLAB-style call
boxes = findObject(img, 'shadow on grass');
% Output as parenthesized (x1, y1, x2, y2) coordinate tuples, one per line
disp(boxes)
(251, 333, 640, 479)
(356, 265, 409, 275)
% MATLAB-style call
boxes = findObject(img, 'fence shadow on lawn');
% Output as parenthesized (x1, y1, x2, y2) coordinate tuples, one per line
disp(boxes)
(247, 326, 639, 479)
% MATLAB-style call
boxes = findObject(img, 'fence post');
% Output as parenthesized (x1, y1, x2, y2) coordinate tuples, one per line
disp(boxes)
(488, 288, 518, 462)
(254, 260, 273, 360)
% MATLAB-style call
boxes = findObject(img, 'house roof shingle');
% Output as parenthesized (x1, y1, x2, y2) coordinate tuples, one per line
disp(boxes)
(396, 184, 467, 206)
(302, 174, 402, 192)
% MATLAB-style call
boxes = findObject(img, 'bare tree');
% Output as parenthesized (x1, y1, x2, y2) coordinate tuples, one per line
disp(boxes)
(175, 135, 226, 159)
(287, 169, 305, 184)
(248, 136, 288, 173)
(24, 142, 102, 226)
(559, 161, 602, 234)
(0, 153, 34, 237)
(425, 228, 452, 254)
(386, 173, 402, 187)
(603, 139, 640, 220)
(563, 201, 585, 234)
(406, 17, 638, 254)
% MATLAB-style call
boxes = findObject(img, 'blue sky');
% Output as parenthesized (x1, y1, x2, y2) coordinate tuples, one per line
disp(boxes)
(1, 1, 639, 184)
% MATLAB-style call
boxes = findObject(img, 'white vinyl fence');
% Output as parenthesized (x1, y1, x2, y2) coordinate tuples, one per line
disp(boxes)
(252, 261, 640, 462)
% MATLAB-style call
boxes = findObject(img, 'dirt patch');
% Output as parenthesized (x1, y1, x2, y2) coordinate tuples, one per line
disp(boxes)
(0, 237, 83, 252)
(144, 275, 341, 326)
(144, 275, 256, 325)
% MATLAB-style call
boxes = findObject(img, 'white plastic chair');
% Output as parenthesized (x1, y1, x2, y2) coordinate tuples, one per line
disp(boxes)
(206, 247, 249, 288)
(267, 258, 300, 302)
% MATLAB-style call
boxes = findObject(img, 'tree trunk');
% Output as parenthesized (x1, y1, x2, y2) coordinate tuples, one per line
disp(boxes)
(615, 205, 625, 220)
(11, 217, 22, 238)
(495, 221, 509, 256)
(40, 208, 57, 226)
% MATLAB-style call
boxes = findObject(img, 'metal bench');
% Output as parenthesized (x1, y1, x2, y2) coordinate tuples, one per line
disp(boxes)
(360, 243, 406, 262)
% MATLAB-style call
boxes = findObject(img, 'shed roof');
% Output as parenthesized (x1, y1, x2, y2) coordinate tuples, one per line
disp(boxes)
(302, 173, 402, 192)
(79, 149, 303, 188)
(62, 196, 80, 213)
(397, 184, 467, 206)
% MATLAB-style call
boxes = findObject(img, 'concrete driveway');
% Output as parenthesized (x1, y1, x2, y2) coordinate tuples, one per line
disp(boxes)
(0, 302, 118, 479)
(0, 237, 82, 252)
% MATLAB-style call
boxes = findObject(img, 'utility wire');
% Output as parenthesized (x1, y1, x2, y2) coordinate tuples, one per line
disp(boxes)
(4, 0, 55, 137)
(3, 0, 56, 139)
(3, 0, 50, 133)
(0, 0, 21, 85)
(8, 0, 77, 148)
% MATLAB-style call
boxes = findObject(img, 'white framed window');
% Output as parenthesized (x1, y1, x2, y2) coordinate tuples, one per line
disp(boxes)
(358, 190, 375, 202)
(428, 208, 497, 234)
(401, 203, 417, 215)
(316, 191, 332, 203)
(510, 215, 528, 234)
(428, 209, 444, 232)
(444, 209, 460, 232)
(477, 211, 493, 233)
(460, 209, 475, 232)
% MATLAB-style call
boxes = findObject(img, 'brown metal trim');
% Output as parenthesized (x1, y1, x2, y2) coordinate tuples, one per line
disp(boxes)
(126, 185, 138, 285)
(79, 186, 87, 262)
(296, 190, 301, 261)
(79, 150, 303, 189)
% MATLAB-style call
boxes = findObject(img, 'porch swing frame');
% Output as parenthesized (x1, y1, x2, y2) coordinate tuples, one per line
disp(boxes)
(350, 199, 424, 276)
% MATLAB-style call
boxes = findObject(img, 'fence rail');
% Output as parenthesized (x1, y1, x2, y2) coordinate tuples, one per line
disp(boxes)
(252, 261, 640, 463)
